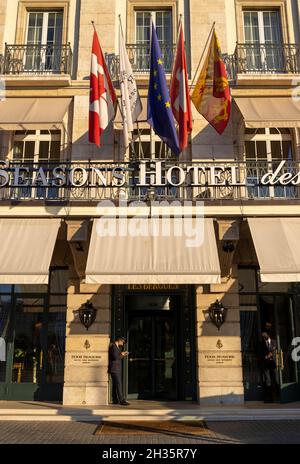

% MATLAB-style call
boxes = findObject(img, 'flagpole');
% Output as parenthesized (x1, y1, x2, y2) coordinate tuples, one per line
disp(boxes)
(189, 21, 215, 92)
(178, 14, 183, 31)
(170, 14, 183, 139)
(171, 14, 182, 80)
(149, 15, 156, 160)
(118, 14, 125, 38)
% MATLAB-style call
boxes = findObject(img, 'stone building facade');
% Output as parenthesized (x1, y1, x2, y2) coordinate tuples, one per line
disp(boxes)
(0, 0, 300, 406)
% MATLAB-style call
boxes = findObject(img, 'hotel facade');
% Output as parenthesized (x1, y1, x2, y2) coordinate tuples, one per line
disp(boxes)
(0, 0, 300, 406)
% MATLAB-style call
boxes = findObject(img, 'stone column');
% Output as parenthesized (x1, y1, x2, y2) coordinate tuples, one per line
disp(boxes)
(0, 0, 7, 50)
(63, 283, 111, 406)
(195, 265, 244, 405)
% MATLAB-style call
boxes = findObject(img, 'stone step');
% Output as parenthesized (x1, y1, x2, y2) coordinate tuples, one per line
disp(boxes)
(0, 408, 300, 422)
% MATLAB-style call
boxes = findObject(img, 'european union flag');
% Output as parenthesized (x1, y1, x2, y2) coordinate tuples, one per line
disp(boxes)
(147, 24, 180, 156)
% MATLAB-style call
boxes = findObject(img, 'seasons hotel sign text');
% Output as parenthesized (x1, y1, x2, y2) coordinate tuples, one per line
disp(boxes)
(0, 160, 298, 188)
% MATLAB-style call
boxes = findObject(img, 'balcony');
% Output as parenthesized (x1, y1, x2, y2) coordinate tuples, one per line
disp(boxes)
(0, 43, 73, 76)
(224, 43, 300, 82)
(106, 43, 176, 81)
(0, 159, 299, 203)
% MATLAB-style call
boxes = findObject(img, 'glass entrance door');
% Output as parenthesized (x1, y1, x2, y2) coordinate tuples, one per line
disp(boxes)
(113, 287, 197, 402)
(259, 294, 299, 403)
(127, 312, 177, 400)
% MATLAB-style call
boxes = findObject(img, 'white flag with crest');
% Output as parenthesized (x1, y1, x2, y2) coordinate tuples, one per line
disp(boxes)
(119, 23, 142, 148)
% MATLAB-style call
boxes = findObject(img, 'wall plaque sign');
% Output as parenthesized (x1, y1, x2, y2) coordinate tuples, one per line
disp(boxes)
(67, 352, 103, 366)
(203, 353, 236, 365)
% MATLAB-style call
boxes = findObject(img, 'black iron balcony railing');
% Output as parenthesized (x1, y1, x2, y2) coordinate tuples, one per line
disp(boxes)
(1, 43, 73, 75)
(106, 42, 300, 82)
(0, 159, 299, 202)
(106, 43, 176, 81)
(225, 43, 300, 80)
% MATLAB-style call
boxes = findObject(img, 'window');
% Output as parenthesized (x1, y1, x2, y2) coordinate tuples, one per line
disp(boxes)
(128, 128, 179, 200)
(13, 130, 61, 163)
(12, 130, 61, 199)
(25, 10, 63, 72)
(130, 128, 174, 160)
(243, 10, 283, 72)
(244, 127, 294, 198)
(134, 10, 173, 71)
(0, 269, 67, 395)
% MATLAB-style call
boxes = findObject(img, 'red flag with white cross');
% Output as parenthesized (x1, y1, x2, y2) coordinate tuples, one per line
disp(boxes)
(89, 28, 117, 146)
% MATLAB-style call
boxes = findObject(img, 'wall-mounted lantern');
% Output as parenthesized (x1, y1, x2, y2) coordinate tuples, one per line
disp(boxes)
(222, 241, 235, 253)
(78, 300, 97, 331)
(208, 299, 227, 331)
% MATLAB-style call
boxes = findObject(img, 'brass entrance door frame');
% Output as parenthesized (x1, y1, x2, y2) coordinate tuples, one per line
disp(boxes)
(111, 285, 197, 401)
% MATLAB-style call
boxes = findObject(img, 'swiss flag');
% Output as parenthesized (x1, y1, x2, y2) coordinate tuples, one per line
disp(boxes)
(170, 24, 192, 152)
(89, 29, 117, 146)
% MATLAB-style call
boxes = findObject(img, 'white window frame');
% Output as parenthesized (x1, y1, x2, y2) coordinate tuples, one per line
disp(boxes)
(13, 130, 61, 163)
(243, 10, 282, 71)
(131, 127, 173, 160)
(25, 10, 63, 72)
(12, 130, 61, 200)
(134, 10, 173, 44)
(243, 10, 281, 44)
(26, 10, 63, 45)
(244, 128, 293, 198)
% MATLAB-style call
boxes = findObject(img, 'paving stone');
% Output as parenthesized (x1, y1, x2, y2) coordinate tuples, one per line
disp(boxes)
(0, 421, 299, 444)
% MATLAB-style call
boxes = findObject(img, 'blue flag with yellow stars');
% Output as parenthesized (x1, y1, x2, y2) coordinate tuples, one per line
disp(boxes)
(147, 23, 180, 156)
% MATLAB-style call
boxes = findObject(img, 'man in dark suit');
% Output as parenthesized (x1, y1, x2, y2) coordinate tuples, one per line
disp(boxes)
(260, 331, 278, 403)
(108, 336, 130, 406)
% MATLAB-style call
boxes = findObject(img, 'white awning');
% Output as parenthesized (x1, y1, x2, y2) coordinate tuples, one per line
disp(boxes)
(0, 218, 61, 284)
(248, 217, 300, 282)
(0, 98, 72, 130)
(86, 218, 221, 284)
(235, 97, 300, 128)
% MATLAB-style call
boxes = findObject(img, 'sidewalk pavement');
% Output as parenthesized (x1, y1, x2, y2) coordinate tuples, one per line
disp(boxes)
(0, 420, 299, 444)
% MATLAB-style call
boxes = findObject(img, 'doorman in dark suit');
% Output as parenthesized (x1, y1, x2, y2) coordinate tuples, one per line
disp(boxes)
(260, 331, 278, 403)
(108, 336, 130, 405)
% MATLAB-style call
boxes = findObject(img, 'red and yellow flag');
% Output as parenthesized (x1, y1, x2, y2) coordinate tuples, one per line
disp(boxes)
(191, 30, 231, 134)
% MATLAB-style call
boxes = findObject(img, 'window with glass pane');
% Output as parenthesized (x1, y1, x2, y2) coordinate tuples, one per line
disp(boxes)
(12, 130, 61, 199)
(128, 128, 178, 199)
(135, 10, 173, 71)
(0, 275, 67, 392)
(13, 130, 60, 162)
(12, 296, 45, 384)
(245, 127, 294, 198)
(26, 10, 63, 72)
(243, 10, 282, 72)
(129, 128, 173, 160)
